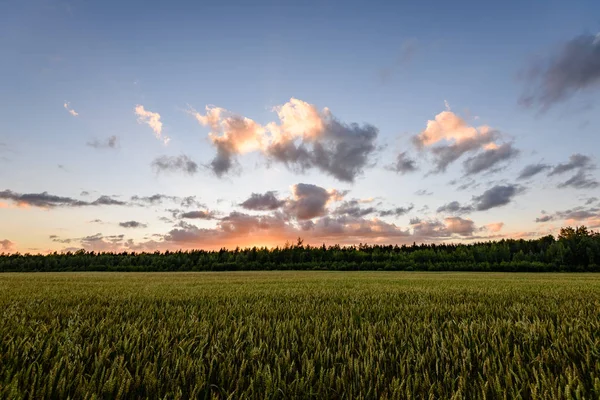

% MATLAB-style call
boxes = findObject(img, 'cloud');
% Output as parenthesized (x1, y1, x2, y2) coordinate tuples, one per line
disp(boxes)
(535, 215, 554, 223)
(80, 191, 90, 196)
(472, 184, 523, 211)
(90, 196, 128, 206)
(180, 210, 216, 220)
(557, 171, 599, 189)
(436, 201, 474, 215)
(131, 194, 177, 204)
(151, 155, 198, 175)
(519, 33, 600, 111)
(415, 189, 433, 196)
(462, 143, 520, 175)
(239, 191, 286, 211)
(388, 152, 418, 174)
(284, 183, 344, 220)
(412, 110, 518, 174)
(119, 221, 148, 229)
(378, 205, 414, 217)
(190, 98, 378, 182)
(0, 239, 14, 251)
(549, 154, 594, 176)
(411, 217, 476, 239)
(87, 135, 118, 149)
(135, 105, 169, 145)
(484, 222, 504, 233)
(517, 163, 551, 180)
(64, 102, 78, 117)
(332, 200, 378, 218)
(0, 190, 128, 209)
(444, 217, 476, 236)
(378, 38, 419, 82)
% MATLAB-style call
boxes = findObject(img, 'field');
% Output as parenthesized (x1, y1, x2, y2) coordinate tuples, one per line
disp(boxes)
(1, 272, 600, 399)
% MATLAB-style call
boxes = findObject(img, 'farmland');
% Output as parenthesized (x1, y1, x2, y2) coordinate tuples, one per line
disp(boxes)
(1, 272, 600, 399)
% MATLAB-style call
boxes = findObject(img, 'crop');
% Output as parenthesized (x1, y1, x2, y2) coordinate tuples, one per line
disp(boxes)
(1, 272, 600, 399)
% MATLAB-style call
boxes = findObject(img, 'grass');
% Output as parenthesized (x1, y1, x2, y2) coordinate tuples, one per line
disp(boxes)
(1, 272, 600, 399)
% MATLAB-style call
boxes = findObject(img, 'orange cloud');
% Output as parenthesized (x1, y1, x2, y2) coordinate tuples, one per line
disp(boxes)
(135, 105, 169, 145)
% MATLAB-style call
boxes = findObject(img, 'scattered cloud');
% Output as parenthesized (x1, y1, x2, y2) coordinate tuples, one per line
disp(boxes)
(517, 163, 551, 180)
(463, 143, 520, 175)
(239, 191, 286, 211)
(415, 189, 433, 196)
(436, 201, 474, 215)
(119, 221, 148, 229)
(472, 184, 523, 211)
(0, 190, 128, 209)
(190, 98, 378, 182)
(151, 155, 198, 175)
(180, 210, 216, 220)
(378, 205, 414, 217)
(557, 170, 599, 189)
(484, 222, 504, 233)
(388, 151, 418, 174)
(413, 110, 515, 174)
(520, 33, 600, 111)
(284, 183, 344, 220)
(0, 239, 14, 251)
(87, 135, 118, 149)
(535, 215, 554, 223)
(63, 102, 78, 117)
(549, 154, 593, 176)
(135, 105, 169, 145)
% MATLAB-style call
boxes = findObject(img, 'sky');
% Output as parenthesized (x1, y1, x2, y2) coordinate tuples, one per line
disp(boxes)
(1, 0, 600, 253)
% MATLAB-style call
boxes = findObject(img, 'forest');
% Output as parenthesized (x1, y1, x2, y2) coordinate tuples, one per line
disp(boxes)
(1, 226, 599, 272)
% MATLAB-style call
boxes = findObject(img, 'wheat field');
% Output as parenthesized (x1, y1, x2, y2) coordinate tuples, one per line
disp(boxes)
(1, 272, 600, 399)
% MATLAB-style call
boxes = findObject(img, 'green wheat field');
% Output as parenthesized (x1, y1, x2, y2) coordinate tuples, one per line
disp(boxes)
(1, 272, 600, 399)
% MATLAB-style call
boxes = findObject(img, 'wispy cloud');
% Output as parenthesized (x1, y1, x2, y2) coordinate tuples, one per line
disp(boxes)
(135, 105, 169, 145)
(520, 32, 600, 111)
(87, 135, 118, 149)
(151, 155, 198, 175)
(63, 102, 78, 117)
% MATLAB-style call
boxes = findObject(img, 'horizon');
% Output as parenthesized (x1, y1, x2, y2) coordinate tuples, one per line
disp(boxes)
(1, 0, 600, 254)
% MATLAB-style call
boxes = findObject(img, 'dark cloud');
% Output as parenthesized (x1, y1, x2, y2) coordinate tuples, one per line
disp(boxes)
(517, 163, 551, 180)
(436, 201, 474, 215)
(520, 33, 600, 111)
(284, 183, 342, 220)
(90, 196, 127, 206)
(0, 190, 131, 208)
(557, 171, 599, 189)
(180, 196, 204, 208)
(180, 210, 216, 220)
(585, 197, 599, 205)
(132, 194, 177, 204)
(332, 200, 378, 218)
(119, 221, 148, 229)
(409, 217, 422, 225)
(88, 219, 103, 224)
(210, 135, 238, 177)
(87, 135, 118, 149)
(388, 152, 418, 174)
(428, 130, 500, 172)
(472, 184, 523, 211)
(537, 206, 600, 223)
(463, 143, 520, 175)
(239, 191, 286, 211)
(80, 191, 90, 196)
(378, 205, 414, 217)
(299, 121, 378, 182)
(151, 155, 198, 175)
(549, 154, 593, 176)
(0, 190, 88, 208)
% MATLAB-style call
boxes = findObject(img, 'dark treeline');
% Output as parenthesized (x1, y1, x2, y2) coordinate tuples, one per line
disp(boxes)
(1, 226, 600, 272)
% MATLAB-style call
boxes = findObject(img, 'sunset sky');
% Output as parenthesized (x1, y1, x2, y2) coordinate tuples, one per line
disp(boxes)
(1, 0, 600, 253)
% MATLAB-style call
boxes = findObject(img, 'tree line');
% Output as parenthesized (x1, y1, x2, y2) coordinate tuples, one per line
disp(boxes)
(1, 226, 599, 272)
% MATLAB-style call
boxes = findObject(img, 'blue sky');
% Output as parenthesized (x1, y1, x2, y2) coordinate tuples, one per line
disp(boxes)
(1, 0, 599, 253)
